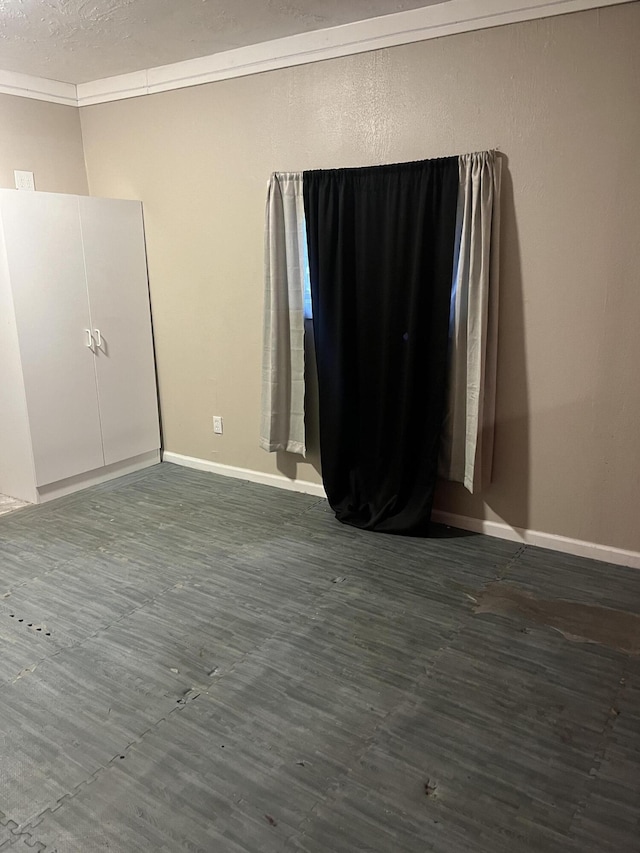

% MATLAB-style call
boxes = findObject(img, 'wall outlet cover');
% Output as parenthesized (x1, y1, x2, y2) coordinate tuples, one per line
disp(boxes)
(14, 170, 35, 191)
(213, 416, 223, 435)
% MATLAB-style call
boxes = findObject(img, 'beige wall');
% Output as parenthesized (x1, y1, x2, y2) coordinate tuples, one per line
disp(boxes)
(0, 94, 87, 194)
(80, 3, 640, 552)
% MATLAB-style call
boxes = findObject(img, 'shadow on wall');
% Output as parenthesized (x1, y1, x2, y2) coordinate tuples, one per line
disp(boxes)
(276, 156, 530, 533)
(435, 155, 530, 531)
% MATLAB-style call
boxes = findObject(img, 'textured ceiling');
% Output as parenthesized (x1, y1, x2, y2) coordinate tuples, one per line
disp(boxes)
(0, 0, 446, 84)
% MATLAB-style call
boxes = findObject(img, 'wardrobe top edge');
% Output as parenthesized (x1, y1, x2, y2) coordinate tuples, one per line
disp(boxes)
(0, 188, 142, 205)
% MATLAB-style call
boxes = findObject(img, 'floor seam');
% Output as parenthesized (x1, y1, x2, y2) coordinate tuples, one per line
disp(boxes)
(496, 542, 527, 581)
(3, 466, 638, 852)
(565, 659, 631, 842)
(4, 582, 338, 848)
(0, 515, 334, 846)
(290, 542, 530, 844)
(0, 541, 256, 689)
(2, 688, 203, 851)
(0, 574, 192, 689)
(0, 500, 328, 692)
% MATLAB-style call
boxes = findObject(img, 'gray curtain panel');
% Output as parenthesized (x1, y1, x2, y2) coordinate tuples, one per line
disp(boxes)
(260, 172, 307, 455)
(439, 151, 502, 492)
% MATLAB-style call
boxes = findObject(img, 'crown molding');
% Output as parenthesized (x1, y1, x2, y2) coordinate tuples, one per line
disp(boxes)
(77, 70, 149, 106)
(0, 0, 633, 108)
(0, 69, 76, 106)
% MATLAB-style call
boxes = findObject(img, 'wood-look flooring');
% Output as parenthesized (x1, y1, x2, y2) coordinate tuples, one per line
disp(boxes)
(0, 462, 638, 852)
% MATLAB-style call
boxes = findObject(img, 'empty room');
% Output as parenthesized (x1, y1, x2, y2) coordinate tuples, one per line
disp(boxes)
(0, 0, 639, 850)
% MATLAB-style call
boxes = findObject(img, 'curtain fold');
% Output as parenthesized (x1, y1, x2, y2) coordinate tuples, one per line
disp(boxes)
(440, 151, 501, 492)
(304, 158, 459, 533)
(260, 172, 307, 456)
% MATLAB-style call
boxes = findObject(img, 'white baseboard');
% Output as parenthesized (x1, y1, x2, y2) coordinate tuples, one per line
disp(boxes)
(162, 451, 326, 498)
(432, 510, 640, 570)
(163, 451, 640, 569)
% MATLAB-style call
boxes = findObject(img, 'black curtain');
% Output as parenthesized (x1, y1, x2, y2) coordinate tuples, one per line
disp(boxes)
(303, 158, 459, 534)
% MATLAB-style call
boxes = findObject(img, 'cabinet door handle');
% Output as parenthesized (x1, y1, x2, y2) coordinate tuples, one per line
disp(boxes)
(94, 328, 102, 348)
(85, 329, 94, 349)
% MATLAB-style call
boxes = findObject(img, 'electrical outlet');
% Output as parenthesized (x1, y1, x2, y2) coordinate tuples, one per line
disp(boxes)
(212, 416, 223, 435)
(14, 170, 35, 191)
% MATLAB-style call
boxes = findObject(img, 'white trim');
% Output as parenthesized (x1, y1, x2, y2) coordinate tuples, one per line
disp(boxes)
(66, 0, 635, 107)
(1, 0, 633, 107)
(0, 69, 77, 106)
(432, 510, 640, 569)
(162, 451, 326, 498)
(164, 451, 640, 568)
(76, 70, 149, 107)
(37, 450, 160, 502)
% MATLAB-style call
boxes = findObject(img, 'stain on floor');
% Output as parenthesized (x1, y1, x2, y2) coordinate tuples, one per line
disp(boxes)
(474, 581, 640, 654)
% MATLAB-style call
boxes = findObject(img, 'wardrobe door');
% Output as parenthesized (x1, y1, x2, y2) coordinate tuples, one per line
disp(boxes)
(0, 191, 105, 486)
(79, 197, 160, 466)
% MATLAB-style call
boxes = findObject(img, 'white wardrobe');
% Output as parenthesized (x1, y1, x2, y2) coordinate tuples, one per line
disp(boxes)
(0, 189, 161, 504)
